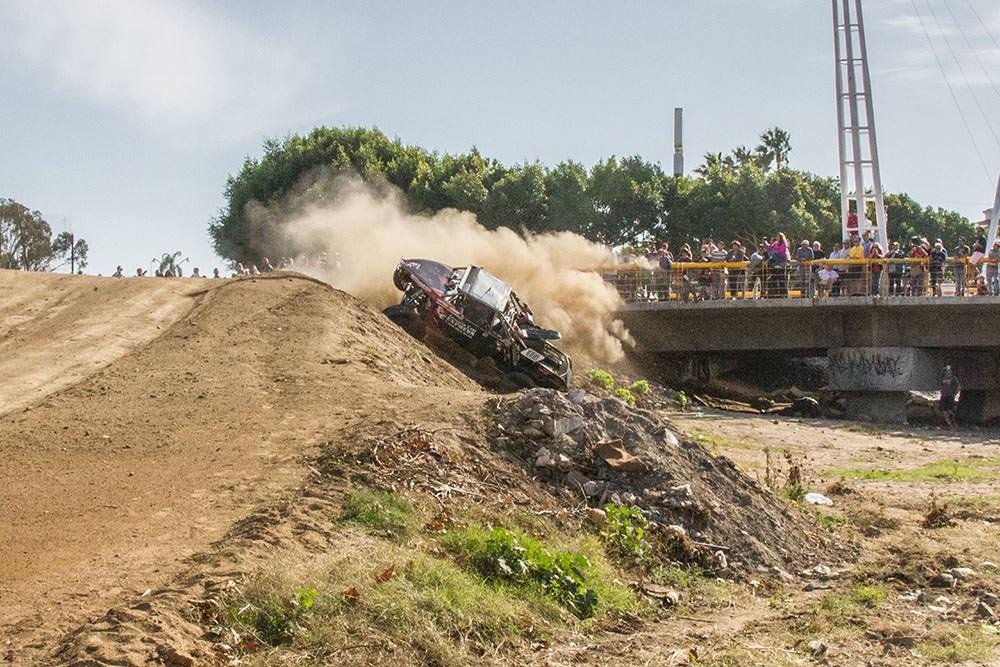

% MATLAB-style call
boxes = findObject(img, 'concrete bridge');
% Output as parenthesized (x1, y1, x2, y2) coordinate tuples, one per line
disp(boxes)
(619, 296, 1000, 424)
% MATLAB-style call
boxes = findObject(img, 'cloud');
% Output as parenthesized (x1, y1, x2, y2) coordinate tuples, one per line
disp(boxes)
(2, 0, 317, 137)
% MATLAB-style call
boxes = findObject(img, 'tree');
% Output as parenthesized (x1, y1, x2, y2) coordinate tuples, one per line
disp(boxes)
(50, 232, 89, 272)
(756, 127, 792, 172)
(480, 164, 547, 232)
(0, 198, 88, 272)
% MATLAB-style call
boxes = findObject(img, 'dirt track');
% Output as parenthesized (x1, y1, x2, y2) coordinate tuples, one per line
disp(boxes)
(0, 270, 480, 664)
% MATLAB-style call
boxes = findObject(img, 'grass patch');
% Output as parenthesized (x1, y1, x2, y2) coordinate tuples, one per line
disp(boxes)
(828, 458, 1000, 483)
(915, 626, 997, 663)
(219, 553, 543, 666)
(689, 428, 757, 452)
(816, 584, 887, 625)
(815, 512, 850, 533)
(441, 525, 636, 620)
(339, 487, 415, 536)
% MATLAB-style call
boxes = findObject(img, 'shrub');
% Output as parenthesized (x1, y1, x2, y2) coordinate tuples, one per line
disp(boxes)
(628, 380, 651, 396)
(585, 369, 615, 390)
(601, 504, 648, 561)
(614, 387, 636, 407)
(442, 526, 600, 618)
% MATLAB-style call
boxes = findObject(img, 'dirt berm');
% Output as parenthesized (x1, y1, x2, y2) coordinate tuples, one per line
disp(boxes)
(0, 269, 844, 666)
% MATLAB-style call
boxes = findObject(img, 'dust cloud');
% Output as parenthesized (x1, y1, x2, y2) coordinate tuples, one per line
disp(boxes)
(256, 173, 633, 362)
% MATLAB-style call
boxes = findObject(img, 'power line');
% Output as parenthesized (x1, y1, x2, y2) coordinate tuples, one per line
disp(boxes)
(963, 0, 1000, 53)
(943, 0, 1000, 104)
(927, 0, 1000, 151)
(910, 0, 993, 181)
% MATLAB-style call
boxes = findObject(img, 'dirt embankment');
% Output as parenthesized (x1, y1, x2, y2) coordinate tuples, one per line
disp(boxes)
(0, 270, 478, 665)
(0, 269, 844, 666)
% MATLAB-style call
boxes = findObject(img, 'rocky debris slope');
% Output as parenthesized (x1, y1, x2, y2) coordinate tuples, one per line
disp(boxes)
(491, 388, 849, 575)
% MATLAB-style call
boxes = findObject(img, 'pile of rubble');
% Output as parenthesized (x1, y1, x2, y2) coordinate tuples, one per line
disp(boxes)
(490, 388, 850, 575)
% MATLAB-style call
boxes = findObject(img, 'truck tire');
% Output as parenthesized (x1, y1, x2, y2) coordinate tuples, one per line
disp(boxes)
(383, 304, 425, 339)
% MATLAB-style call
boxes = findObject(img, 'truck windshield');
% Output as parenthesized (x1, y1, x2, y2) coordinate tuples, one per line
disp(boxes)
(459, 266, 511, 312)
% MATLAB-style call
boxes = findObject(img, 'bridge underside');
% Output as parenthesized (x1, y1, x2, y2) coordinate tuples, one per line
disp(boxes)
(619, 297, 1000, 424)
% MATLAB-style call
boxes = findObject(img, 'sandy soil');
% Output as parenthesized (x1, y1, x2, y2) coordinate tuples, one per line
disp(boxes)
(0, 270, 480, 665)
(4, 267, 999, 666)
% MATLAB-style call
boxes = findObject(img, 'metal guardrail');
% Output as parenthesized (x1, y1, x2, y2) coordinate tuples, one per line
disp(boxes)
(605, 258, 1000, 303)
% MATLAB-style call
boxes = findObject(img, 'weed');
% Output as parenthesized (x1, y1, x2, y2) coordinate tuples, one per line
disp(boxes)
(922, 495, 955, 529)
(585, 369, 614, 390)
(601, 504, 647, 561)
(628, 379, 651, 396)
(783, 484, 806, 503)
(675, 390, 688, 410)
(340, 488, 415, 536)
(614, 387, 636, 407)
(442, 526, 635, 620)
(442, 526, 598, 617)
(225, 579, 318, 646)
(815, 513, 849, 533)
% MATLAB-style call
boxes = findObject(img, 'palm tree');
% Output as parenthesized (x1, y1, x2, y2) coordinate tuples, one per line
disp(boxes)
(757, 127, 792, 172)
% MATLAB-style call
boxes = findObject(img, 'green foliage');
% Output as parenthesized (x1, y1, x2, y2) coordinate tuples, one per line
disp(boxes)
(829, 458, 1000, 483)
(228, 583, 319, 646)
(601, 504, 648, 561)
(340, 488, 415, 536)
(628, 379, 651, 396)
(585, 368, 615, 390)
(0, 198, 88, 272)
(442, 526, 601, 618)
(675, 390, 688, 410)
(613, 387, 636, 407)
(211, 125, 973, 266)
(782, 484, 806, 503)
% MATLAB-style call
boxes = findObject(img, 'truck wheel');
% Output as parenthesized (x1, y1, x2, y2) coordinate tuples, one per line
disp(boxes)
(383, 305, 425, 339)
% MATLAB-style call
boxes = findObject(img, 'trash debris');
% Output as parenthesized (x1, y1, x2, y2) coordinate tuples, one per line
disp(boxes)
(804, 492, 833, 506)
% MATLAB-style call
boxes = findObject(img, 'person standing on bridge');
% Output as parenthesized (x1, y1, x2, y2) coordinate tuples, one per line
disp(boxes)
(888, 241, 905, 296)
(953, 238, 970, 297)
(939, 365, 960, 429)
(795, 240, 814, 298)
(987, 241, 1000, 296)
(726, 241, 747, 299)
(929, 242, 947, 297)
(767, 233, 790, 297)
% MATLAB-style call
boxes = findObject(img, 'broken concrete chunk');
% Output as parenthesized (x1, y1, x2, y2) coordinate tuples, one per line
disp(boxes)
(804, 492, 833, 506)
(594, 440, 650, 474)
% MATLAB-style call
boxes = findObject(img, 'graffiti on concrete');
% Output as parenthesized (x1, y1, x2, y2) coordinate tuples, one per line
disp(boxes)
(828, 348, 911, 390)
(830, 350, 904, 379)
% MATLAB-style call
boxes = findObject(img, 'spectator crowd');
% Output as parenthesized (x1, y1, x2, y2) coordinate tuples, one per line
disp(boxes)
(618, 224, 1000, 301)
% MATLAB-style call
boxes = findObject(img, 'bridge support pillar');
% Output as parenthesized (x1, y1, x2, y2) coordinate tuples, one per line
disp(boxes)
(843, 391, 908, 425)
(828, 347, 938, 425)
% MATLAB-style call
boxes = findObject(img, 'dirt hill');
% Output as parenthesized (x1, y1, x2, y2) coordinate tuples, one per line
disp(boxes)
(0, 270, 841, 666)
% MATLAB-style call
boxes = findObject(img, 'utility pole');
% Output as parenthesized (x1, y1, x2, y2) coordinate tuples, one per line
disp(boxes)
(833, 0, 888, 249)
(69, 232, 75, 275)
(673, 108, 684, 177)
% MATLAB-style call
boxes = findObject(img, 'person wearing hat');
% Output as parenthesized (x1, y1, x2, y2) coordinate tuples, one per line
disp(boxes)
(795, 239, 814, 298)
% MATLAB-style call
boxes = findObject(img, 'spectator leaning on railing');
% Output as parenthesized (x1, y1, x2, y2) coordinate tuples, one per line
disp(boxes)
(888, 241, 905, 296)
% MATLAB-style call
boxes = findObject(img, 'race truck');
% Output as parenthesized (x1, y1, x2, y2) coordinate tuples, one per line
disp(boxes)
(384, 259, 572, 390)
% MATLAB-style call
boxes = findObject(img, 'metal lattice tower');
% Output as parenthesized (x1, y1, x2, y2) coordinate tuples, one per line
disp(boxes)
(833, 0, 888, 248)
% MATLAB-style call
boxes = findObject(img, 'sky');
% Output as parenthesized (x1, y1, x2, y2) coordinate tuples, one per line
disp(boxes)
(3, 0, 1000, 275)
